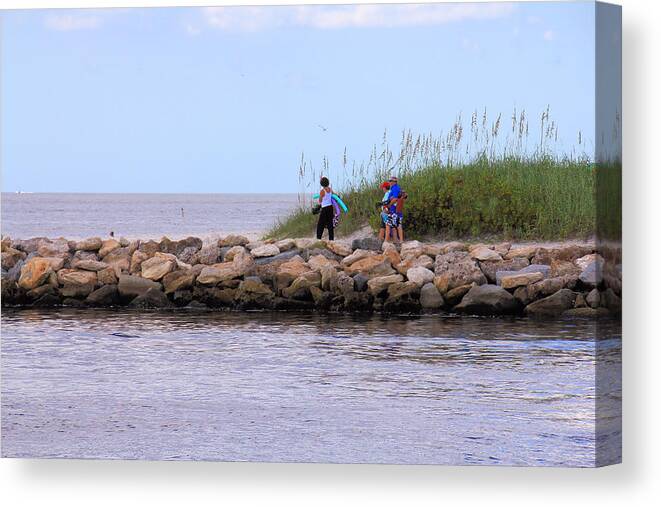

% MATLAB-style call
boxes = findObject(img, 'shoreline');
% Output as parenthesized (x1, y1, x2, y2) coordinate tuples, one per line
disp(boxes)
(1, 234, 621, 318)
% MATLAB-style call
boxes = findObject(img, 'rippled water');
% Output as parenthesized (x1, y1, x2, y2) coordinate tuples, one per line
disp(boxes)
(0, 193, 301, 240)
(1, 309, 621, 465)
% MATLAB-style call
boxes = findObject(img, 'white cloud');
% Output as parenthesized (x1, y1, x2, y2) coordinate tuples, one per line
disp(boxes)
(543, 29, 555, 41)
(201, 3, 516, 32)
(45, 13, 101, 31)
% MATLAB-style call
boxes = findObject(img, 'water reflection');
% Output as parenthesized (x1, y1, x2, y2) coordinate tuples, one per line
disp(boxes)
(1, 308, 621, 466)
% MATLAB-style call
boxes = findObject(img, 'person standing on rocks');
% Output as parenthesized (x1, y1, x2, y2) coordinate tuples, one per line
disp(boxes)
(316, 176, 335, 241)
(385, 175, 405, 244)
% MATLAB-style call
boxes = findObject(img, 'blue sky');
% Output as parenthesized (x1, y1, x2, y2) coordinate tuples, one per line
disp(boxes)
(1, 2, 597, 193)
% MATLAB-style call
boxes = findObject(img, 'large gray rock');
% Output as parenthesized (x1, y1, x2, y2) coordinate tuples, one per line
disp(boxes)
(383, 281, 421, 313)
(86, 285, 119, 306)
(524, 289, 577, 317)
(235, 279, 275, 309)
(118, 275, 161, 299)
(253, 249, 302, 266)
(578, 260, 603, 288)
(196, 244, 221, 265)
(351, 237, 383, 252)
(406, 266, 435, 287)
(129, 287, 171, 309)
(420, 283, 444, 309)
(75, 237, 103, 251)
(454, 284, 519, 315)
(352, 273, 369, 292)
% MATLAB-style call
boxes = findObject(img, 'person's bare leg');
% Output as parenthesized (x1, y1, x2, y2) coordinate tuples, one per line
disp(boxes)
(379, 227, 385, 241)
(385, 224, 391, 243)
(398, 225, 404, 243)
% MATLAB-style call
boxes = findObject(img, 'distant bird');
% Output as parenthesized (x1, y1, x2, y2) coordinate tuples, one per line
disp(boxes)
(317, 124, 328, 132)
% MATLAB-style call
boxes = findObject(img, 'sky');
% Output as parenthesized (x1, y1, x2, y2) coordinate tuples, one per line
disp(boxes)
(1, 2, 599, 193)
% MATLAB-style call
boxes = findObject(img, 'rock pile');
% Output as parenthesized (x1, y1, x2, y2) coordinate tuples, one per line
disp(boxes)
(0, 235, 621, 318)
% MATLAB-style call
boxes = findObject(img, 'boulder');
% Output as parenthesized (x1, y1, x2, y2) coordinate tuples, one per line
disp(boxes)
(138, 240, 160, 256)
(75, 237, 103, 251)
(71, 258, 109, 272)
(57, 269, 98, 286)
(395, 255, 433, 275)
(275, 257, 310, 291)
(562, 307, 611, 318)
(330, 271, 355, 296)
(117, 275, 161, 299)
(550, 259, 581, 278)
(232, 250, 255, 274)
(102, 247, 131, 275)
(527, 275, 579, 300)
(382, 244, 402, 267)
(309, 286, 335, 309)
(60, 282, 96, 298)
(586, 288, 601, 309)
(504, 245, 538, 260)
(383, 282, 421, 313)
(224, 246, 247, 262)
(219, 234, 249, 247)
(129, 287, 171, 309)
(282, 271, 321, 300)
(578, 260, 603, 288)
(351, 237, 383, 252)
(163, 270, 196, 294)
(320, 265, 337, 291)
(177, 246, 199, 265)
(444, 283, 474, 306)
(433, 251, 486, 292)
(308, 254, 339, 272)
(495, 264, 551, 286)
(524, 289, 577, 317)
(294, 238, 325, 250)
(454, 284, 519, 315)
(275, 239, 296, 252)
(302, 248, 342, 263)
(1, 248, 26, 271)
(251, 244, 280, 258)
(253, 249, 302, 266)
(86, 285, 120, 306)
(339, 291, 374, 312)
(12, 237, 48, 254)
(470, 246, 502, 262)
(367, 274, 404, 297)
(130, 250, 150, 274)
(341, 249, 377, 266)
(400, 240, 424, 259)
(532, 244, 593, 265)
(494, 242, 512, 257)
(406, 266, 435, 287)
(18, 258, 53, 290)
(353, 274, 369, 292)
(97, 267, 118, 285)
(141, 252, 176, 281)
(601, 288, 621, 315)
(325, 241, 352, 257)
(500, 271, 544, 290)
(98, 239, 121, 258)
(196, 244, 221, 265)
(441, 241, 468, 253)
(422, 244, 443, 257)
(192, 286, 237, 308)
(235, 279, 275, 309)
(420, 283, 444, 309)
(479, 257, 529, 284)
(344, 254, 394, 278)
(37, 238, 71, 258)
(197, 262, 242, 285)
(575, 253, 603, 271)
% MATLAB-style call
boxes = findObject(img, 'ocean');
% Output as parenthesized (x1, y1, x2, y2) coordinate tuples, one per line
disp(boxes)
(1, 192, 303, 241)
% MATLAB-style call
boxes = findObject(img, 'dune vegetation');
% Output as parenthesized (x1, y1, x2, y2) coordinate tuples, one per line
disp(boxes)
(266, 108, 620, 241)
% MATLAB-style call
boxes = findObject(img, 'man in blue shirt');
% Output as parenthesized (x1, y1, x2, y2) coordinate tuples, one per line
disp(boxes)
(385, 175, 403, 243)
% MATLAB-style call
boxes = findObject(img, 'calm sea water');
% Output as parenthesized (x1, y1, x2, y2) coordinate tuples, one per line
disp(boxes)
(1, 193, 302, 240)
(1, 309, 621, 466)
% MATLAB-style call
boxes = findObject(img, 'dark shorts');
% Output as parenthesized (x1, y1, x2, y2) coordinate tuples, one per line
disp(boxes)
(387, 212, 402, 227)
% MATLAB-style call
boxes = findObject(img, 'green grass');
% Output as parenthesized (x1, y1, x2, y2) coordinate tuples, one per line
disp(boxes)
(267, 156, 599, 241)
(265, 108, 621, 242)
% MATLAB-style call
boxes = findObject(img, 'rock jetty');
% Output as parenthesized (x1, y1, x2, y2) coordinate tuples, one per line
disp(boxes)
(1, 235, 621, 318)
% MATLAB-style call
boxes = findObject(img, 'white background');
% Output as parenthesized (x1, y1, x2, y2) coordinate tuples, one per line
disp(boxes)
(0, 0, 659, 505)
